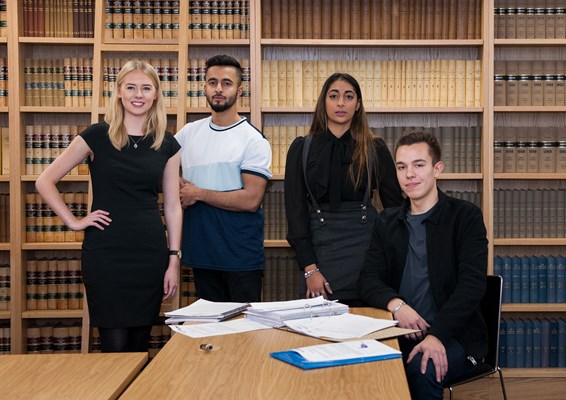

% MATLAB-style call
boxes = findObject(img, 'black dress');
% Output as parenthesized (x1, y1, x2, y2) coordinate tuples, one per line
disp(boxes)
(80, 122, 181, 328)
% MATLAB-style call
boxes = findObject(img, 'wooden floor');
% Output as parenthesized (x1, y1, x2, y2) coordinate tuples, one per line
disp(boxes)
(445, 377, 566, 400)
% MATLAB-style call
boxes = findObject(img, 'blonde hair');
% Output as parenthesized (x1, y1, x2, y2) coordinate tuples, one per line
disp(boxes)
(104, 59, 167, 150)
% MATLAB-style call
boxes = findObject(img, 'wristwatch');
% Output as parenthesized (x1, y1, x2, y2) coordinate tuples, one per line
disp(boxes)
(169, 250, 182, 258)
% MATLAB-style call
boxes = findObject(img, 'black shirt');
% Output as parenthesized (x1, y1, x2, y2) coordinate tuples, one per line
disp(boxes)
(284, 129, 404, 269)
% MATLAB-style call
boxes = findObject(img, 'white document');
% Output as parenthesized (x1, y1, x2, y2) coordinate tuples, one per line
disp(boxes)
(165, 298, 248, 320)
(249, 296, 330, 312)
(169, 318, 271, 338)
(283, 313, 398, 340)
(294, 339, 401, 362)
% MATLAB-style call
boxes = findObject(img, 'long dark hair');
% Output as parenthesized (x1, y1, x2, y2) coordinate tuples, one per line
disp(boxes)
(309, 72, 376, 189)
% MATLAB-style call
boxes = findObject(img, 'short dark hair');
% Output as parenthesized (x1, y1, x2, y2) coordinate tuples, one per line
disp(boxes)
(395, 130, 442, 164)
(205, 54, 243, 84)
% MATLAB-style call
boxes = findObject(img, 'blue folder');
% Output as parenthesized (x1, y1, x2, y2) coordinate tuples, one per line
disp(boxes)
(270, 349, 402, 370)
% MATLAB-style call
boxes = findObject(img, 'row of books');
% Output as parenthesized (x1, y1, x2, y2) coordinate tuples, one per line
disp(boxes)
(102, 57, 178, 108)
(0, 1, 6, 38)
(186, 57, 250, 109)
(179, 266, 197, 307)
(494, 74, 566, 107)
(262, 126, 307, 175)
(499, 317, 566, 369)
(25, 125, 89, 176)
(147, 323, 172, 358)
(1, 126, 8, 175)
(376, 126, 482, 174)
(0, 58, 7, 108)
(0, 263, 9, 312)
(27, 321, 82, 354)
(261, 59, 483, 109)
(494, 60, 566, 75)
(494, 142, 566, 174)
(262, 250, 300, 302)
(0, 322, 10, 354)
(26, 258, 84, 311)
(105, 0, 180, 40)
(0, 193, 9, 243)
(495, 6, 566, 39)
(24, 58, 93, 108)
(262, 0, 481, 40)
(25, 192, 88, 243)
(22, 0, 94, 38)
(494, 255, 566, 304)
(263, 189, 286, 241)
(187, 0, 250, 40)
(440, 189, 482, 208)
(493, 189, 566, 239)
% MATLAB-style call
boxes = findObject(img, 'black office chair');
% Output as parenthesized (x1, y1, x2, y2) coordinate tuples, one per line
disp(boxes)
(445, 275, 508, 400)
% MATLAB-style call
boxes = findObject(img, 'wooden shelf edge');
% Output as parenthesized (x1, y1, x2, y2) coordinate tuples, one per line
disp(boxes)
(262, 107, 483, 113)
(261, 39, 484, 47)
(0, 37, 7, 43)
(0, 107, 8, 112)
(494, 238, 566, 246)
(22, 310, 84, 319)
(0, 175, 8, 182)
(494, 106, 566, 112)
(495, 173, 566, 180)
(264, 240, 290, 248)
(0, 243, 10, 250)
(188, 39, 250, 46)
(22, 243, 83, 250)
(100, 43, 181, 52)
(502, 304, 566, 312)
(495, 39, 566, 46)
(0, 311, 10, 319)
(20, 107, 92, 113)
(21, 175, 90, 182)
(501, 368, 566, 378)
(19, 37, 95, 45)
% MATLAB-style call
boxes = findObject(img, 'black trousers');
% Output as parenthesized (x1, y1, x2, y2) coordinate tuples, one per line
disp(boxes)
(192, 268, 263, 303)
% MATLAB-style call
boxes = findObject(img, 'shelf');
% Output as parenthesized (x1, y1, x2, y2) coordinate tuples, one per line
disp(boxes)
(19, 37, 95, 45)
(501, 368, 566, 378)
(262, 107, 484, 113)
(0, 175, 8, 182)
(22, 310, 84, 319)
(100, 43, 182, 52)
(494, 238, 566, 246)
(0, 311, 9, 319)
(494, 106, 566, 112)
(22, 243, 83, 251)
(21, 175, 90, 182)
(502, 304, 566, 312)
(438, 173, 483, 180)
(495, 173, 566, 180)
(0, 107, 7, 112)
(187, 39, 250, 46)
(185, 107, 251, 114)
(0, 37, 7, 44)
(264, 240, 290, 248)
(20, 107, 92, 114)
(98, 107, 180, 115)
(0, 244, 10, 251)
(495, 39, 566, 47)
(261, 39, 484, 47)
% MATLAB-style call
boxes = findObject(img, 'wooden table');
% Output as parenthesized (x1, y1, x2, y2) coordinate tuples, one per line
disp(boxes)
(0, 352, 147, 400)
(120, 308, 411, 400)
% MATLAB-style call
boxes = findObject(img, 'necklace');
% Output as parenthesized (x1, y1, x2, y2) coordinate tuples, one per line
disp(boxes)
(129, 135, 144, 149)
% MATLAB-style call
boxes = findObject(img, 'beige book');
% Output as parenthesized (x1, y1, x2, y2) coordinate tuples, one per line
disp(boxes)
(35, 194, 45, 243)
(381, 60, 389, 107)
(393, 60, 402, 107)
(404, 60, 412, 107)
(447, 59, 457, 107)
(1, 126, 8, 175)
(197, 58, 207, 109)
(112, 0, 125, 39)
(433, 59, 441, 107)
(423, 61, 432, 107)
(63, 192, 76, 242)
(169, 59, 179, 107)
(292, 60, 303, 107)
(271, 126, 280, 175)
(268, 60, 279, 108)
(261, 61, 270, 107)
(286, 126, 297, 160)
(465, 60, 475, 107)
(24, 125, 34, 175)
(132, 2, 144, 40)
(210, 2, 219, 40)
(358, 60, 368, 103)
(386, 61, 395, 107)
(365, 61, 375, 108)
(201, 1, 212, 39)
(285, 60, 294, 107)
(351, 0, 362, 39)
(317, 60, 328, 102)
(32, 125, 43, 175)
(25, 193, 37, 243)
(455, 60, 466, 107)
(279, 126, 287, 174)
(372, 61, 382, 108)
(71, 58, 80, 107)
(75, 192, 85, 242)
(473, 60, 482, 107)
(171, 1, 180, 39)
(303, 61, 314, 108)
(439, 59, 449, 107)
(415, 61, 424, 107)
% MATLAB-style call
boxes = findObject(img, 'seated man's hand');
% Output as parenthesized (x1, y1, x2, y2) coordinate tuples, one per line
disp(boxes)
(394, 303, 430, 340)
(407, 335, 448, 383)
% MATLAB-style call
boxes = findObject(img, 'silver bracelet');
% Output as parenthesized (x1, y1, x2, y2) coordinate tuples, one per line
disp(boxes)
(391, 300, 406, 315)
(304, 268, 320, 279)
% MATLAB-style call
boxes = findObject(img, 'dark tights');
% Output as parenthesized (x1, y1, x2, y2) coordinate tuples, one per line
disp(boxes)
(98, 326, 152, 353)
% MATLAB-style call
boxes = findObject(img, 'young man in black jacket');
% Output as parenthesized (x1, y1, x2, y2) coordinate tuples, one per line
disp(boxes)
(358, 130, 488, 400)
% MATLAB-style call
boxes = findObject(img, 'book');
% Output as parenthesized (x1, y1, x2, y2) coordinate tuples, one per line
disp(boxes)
(271, 339, 402, 370)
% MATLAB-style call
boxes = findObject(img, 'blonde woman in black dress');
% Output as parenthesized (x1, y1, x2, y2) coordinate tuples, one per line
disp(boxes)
(36, 60, 182, 352)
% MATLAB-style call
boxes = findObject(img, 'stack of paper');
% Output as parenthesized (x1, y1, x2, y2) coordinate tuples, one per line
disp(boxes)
(164, 299, 249, 324)
(244, 297, 349, 327)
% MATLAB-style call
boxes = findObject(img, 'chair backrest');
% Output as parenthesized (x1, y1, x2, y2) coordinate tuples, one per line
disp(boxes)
(480, 275, 503, 370)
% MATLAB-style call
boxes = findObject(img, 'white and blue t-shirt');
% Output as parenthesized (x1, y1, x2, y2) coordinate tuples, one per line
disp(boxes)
(175, 116, 272, 271)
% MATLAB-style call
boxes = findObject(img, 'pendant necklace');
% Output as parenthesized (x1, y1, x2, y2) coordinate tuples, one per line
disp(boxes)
(129, 135, 144, 149)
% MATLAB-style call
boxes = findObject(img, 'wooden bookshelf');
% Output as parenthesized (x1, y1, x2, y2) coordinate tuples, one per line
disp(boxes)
(0, 0, 563, 379)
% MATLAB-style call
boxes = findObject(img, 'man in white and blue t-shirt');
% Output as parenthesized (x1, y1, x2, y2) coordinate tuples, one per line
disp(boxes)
(175, 55, 272, 302)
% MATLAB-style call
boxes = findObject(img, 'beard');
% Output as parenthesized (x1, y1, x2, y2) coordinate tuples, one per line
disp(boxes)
(207, 93, 238, 112)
